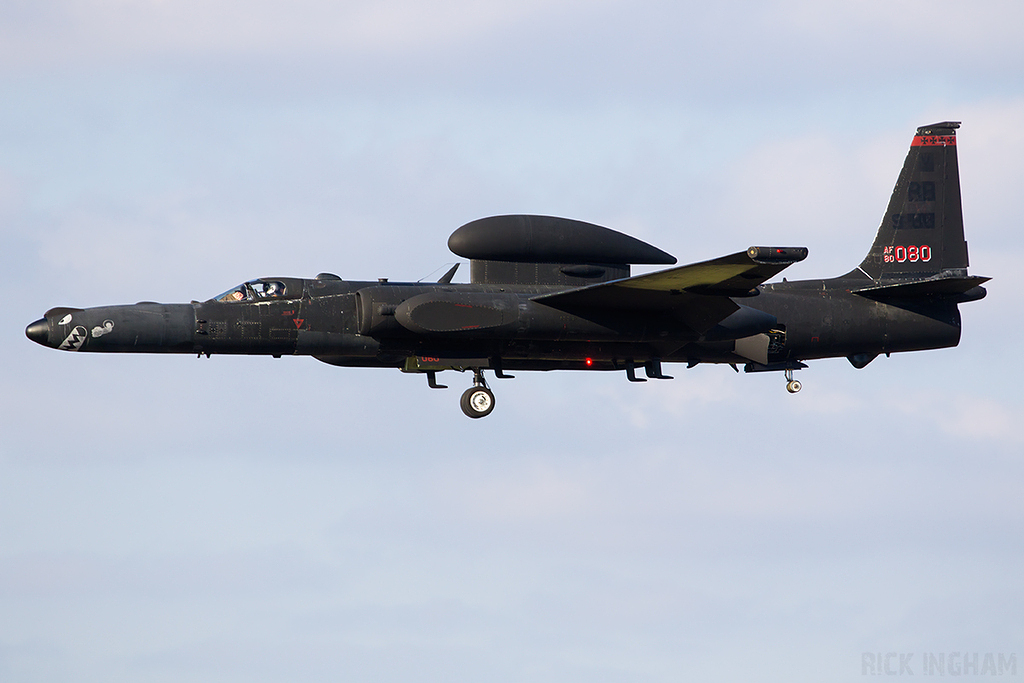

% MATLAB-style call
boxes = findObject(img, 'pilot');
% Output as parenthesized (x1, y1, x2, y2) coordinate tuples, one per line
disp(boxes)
(265, 282, 284, 298)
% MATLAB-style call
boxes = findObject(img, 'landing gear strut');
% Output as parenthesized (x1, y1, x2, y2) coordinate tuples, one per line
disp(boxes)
(460, 369, 495, 418)
(785, 368, 802, 394)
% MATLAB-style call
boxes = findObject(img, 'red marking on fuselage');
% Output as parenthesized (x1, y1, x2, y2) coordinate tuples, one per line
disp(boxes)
(293, 318, 304, 329)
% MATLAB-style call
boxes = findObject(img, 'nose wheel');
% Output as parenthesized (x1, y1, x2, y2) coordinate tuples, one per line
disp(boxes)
(460, 369, 495, 418)
(785, 368, 802, 394)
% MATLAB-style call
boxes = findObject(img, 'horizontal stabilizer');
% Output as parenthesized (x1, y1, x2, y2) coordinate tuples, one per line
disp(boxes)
(853, 273, 990, 300)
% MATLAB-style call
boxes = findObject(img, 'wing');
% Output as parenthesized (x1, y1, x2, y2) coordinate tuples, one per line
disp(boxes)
(531, 246, 808, 335)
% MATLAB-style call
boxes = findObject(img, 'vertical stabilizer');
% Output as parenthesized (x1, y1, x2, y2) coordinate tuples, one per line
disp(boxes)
(857, 122, 968, 281)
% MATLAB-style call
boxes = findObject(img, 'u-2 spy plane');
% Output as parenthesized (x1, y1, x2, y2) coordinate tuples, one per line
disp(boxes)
(27, 122, 988, 418)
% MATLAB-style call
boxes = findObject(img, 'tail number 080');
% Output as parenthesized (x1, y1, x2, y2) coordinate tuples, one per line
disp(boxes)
(883, 245, 931, 263)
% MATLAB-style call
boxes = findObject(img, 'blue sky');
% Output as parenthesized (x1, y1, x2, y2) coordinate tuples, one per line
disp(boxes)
(2, 2, 1022, 681)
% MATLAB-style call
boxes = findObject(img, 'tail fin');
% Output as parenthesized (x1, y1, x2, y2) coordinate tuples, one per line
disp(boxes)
(856, 122, 969, 281)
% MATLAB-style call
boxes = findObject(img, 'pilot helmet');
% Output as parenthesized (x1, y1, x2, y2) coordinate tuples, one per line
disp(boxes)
(266, 282, 284, 297)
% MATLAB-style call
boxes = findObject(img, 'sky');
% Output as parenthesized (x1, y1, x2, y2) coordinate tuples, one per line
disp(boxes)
(2, 1, 1023, 681)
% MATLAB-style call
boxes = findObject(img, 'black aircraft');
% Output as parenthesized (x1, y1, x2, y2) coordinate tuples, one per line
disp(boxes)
(27, 122, 988, 418)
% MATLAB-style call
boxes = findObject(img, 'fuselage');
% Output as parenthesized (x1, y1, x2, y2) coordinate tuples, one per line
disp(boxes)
(24, 273, 968, 373)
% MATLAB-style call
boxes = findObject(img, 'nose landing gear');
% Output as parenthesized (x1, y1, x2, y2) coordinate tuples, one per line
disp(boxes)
(460, 369, 495, 418)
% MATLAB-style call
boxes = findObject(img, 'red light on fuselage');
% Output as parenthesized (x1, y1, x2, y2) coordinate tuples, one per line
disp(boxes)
(585, 357, 593, 366)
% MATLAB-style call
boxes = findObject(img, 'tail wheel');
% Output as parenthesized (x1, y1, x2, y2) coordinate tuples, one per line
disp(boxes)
(460, 386, 495, 418)
(786, 379, 802, 394)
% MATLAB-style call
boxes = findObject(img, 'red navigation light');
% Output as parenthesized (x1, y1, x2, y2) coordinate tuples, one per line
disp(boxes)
(585, 357, 593, 367)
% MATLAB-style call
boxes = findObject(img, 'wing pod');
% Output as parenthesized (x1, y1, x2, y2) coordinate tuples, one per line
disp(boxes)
(356, 286, 522, 338)
(394, 292, 519, 335)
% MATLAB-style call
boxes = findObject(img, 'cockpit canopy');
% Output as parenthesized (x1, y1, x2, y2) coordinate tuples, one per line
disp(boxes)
(211, 279, 294, 303)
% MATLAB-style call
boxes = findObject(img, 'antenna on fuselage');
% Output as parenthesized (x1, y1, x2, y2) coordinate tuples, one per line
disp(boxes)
(418, 263, 461, 283)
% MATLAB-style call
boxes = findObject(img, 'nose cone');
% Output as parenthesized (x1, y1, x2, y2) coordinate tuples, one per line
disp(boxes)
(26, 318, 50, 346)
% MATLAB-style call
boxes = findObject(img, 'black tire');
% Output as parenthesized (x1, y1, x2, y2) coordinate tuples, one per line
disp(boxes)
(460, 386, 495, 418)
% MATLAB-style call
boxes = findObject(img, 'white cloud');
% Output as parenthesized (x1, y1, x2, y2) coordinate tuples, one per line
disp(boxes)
(885, 390, 1023, 445)
(0, 0, 603, 69)
(451, 464, 592, 522)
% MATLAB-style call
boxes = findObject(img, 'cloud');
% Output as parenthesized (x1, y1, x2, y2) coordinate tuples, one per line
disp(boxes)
(446, 464, 591, 522)
(3, 0, 1022, 111)
(885, 391, 1023, 446)
(956, 97, 1024, 247)
(0, 0, 598, 69)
